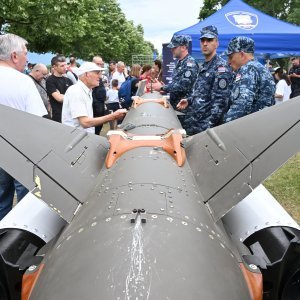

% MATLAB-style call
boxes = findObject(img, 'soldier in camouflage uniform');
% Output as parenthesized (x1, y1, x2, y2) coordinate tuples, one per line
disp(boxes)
(177, 26, 233, 135)
(152, 35, 198, 109)
(223, 36, 275, 123)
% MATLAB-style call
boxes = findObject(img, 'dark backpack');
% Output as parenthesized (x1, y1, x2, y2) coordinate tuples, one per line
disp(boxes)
(118, 76, 136, 108)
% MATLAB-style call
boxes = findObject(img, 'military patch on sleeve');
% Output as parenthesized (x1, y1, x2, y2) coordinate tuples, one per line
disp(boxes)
(218, 66, 226, 73)
(218, 78, 227, 89)
(233, 87, 239, 99)
(186, 60, 194, 67)
(185, 70, 191, 77)
(235, 74, 241, 82)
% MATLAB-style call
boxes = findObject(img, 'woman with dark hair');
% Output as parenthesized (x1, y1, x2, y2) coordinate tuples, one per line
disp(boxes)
(274, 67, 291, 105)
(153, 59, 163, 82)
(140, 64, 152, 92)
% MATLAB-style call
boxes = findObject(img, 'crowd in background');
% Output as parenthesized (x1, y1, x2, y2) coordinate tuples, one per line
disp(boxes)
(0, 31, 300, 220)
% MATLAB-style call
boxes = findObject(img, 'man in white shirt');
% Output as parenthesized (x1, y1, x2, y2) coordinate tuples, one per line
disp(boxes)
(0, 33, 47, 220)
(110, 61, 126, 88)
(62, 62, 126, 133)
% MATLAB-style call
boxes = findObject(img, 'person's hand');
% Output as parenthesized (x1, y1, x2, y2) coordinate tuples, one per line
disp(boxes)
(152, 81, 163, 92)
(177, 99, 189, 110)
(113, 109, 127, 120)
(290, 73, 296, 78)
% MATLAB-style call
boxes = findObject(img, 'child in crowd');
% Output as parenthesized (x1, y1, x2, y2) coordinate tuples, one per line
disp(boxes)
(106, 79, 121, 129)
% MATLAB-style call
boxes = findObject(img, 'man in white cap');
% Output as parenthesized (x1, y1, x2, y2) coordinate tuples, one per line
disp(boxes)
(62, 62, 127, 134)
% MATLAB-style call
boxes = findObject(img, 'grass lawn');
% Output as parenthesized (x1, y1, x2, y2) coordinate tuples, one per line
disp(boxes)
(264, 152, 300, 224)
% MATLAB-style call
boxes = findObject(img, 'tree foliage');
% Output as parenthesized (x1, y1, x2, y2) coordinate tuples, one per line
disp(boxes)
(0, 0, 154, 63)
(198, 0, 300, 25)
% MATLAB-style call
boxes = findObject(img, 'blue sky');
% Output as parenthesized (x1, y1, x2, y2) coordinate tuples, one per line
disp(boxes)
(118, 0, 203, 52)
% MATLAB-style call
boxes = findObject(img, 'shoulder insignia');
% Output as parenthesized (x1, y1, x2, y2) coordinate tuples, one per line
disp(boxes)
(235, 74, 241, 82)
(217, 66, 226, 73)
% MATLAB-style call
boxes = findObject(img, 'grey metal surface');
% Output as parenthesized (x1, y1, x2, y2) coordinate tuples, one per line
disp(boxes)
(185, 96, 300, 220)
(27, 98, 253, 299)
(0, 192, 66, 242)
(31, 216, 249, 300)
(0, 104, 109, 221)
(5, 93, 297, 298)
(222, 184, 300, 242)
(121, 93, 181, 135)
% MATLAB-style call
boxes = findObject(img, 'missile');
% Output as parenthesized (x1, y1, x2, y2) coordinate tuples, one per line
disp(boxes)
(0, 92, 299, 299)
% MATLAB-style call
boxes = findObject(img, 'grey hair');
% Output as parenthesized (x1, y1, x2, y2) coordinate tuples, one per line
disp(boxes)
(32, 63, 47, 72)
(0, 33, 28, 61)
(117, 61, 125, 68)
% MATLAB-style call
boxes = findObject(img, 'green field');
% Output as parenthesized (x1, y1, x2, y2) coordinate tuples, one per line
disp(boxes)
(264, 152, 300, 224)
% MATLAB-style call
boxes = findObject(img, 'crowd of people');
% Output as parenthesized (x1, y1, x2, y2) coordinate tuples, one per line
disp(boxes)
(0, 29, 299, 220)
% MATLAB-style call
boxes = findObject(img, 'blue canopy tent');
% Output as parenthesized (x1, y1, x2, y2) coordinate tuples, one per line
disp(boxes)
(174, 0, 300, 60)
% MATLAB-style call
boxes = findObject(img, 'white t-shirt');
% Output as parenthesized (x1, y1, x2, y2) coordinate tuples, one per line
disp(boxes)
(111, 71, 125, 88)
(0, 66, 47, 116)
(275, 79, 291, 105)
(62, 80, 94, 133)
(106, 89, 119, 104)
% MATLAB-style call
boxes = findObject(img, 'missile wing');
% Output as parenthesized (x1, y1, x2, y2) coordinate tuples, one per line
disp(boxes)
(0, 93, 299, 300)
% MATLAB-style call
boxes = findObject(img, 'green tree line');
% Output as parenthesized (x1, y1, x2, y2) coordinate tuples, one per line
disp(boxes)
(199, 0, 300, 25)
(0, 0, 155, 63)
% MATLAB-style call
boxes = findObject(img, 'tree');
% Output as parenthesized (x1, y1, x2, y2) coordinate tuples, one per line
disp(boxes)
(198, 0, 300, 25)
(0, 0, 153, 63)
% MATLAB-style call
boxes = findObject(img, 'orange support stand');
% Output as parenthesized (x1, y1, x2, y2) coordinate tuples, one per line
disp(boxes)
(105, 129, 186, 168)
(132, 96, 169, 108)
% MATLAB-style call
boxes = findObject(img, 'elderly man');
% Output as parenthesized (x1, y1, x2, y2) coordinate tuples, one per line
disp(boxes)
(223, 36, 275, 123)
(0, 33, 47, 220)
(28, 63, 51, 116)
(111, 61, 126, 88)
(177, 26, 233, 135)
(153, 35, 198, 109)
(62, 62, 126, 133)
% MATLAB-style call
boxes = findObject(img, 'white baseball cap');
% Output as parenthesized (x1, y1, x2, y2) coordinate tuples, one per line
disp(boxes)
(77, 62, 105, 76)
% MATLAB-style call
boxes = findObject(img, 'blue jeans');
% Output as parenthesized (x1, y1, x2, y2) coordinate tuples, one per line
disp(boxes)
(0, 168, 28, 220)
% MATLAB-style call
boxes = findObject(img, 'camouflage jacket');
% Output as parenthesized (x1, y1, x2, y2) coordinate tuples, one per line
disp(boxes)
(224, 60, 275, 123)
(184, 54, 233, 135)
(163, 54, 198, 107)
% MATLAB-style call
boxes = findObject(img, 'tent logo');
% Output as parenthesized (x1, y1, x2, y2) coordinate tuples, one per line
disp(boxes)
(225, 11, 258, 30)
